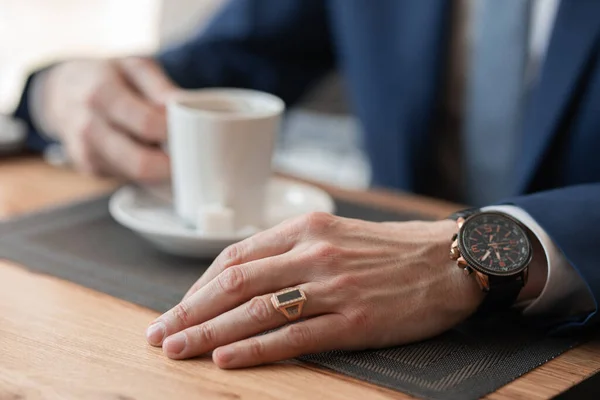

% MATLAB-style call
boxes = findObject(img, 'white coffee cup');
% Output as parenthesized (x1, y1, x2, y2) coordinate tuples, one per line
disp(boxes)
(167, 88, 285, 234)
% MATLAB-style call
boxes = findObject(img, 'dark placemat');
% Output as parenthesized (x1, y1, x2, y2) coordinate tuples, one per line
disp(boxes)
(0, 195, 582, 400)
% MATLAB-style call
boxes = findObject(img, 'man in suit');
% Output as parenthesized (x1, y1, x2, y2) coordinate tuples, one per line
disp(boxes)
(10, 0, 600, 368)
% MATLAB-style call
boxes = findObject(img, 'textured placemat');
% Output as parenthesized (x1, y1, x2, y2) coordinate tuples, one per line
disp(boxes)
(0, 195, 582, 400)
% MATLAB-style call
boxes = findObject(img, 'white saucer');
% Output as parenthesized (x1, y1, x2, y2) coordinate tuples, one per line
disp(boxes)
(109, 178, 335, 258)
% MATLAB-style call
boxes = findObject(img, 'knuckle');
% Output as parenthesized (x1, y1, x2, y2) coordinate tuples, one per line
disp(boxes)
(346, 307, 372, 334)
(246, 296, 273, 325)
(221, 244, 242, 267)
(217, 266, 245, 295)
(194, 323, 217, 346)
(330, 273, 361, 292)
(248, 337, 266, 361)
(171, 301, 193, 327)
(286, 324, 312, 349)
(302, 212, 336, 235)
(310, 242, 343, 266)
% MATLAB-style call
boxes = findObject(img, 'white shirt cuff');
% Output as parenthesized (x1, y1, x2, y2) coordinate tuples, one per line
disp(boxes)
(28, 69, 57, 139)
(482, 205, 595, 318)
(0, 115, 26, 153)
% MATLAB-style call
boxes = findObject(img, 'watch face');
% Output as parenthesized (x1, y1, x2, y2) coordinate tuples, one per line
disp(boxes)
(459, 212, 532, 276)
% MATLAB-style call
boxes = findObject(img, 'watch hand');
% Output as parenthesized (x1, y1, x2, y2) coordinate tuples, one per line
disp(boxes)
(495, 250, 501, 261)
(490, 241, 511, 246)
(481, 250, 491, 261)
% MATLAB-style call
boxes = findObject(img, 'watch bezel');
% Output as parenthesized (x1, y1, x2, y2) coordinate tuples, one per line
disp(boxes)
(457, 211, 532, 277)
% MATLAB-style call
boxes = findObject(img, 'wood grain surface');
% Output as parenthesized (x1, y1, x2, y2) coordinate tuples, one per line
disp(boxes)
(0, 262, 405, 400)
(0, 157, 598, 399)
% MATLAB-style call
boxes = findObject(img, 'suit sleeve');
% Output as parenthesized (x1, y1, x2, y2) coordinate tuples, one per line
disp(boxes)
(14, 0, 334, 151)
(505, 183, 600, 331)
(156, 0, 335, 106)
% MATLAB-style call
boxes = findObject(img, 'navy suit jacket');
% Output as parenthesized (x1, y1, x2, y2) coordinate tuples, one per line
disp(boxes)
(13, 0, 600, 329)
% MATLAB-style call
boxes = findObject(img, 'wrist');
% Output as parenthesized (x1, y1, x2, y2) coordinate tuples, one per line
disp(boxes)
(429, 220, 486, 316)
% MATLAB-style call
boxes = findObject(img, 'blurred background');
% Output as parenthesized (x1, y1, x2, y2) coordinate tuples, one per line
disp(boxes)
(0, 0, 371, 188)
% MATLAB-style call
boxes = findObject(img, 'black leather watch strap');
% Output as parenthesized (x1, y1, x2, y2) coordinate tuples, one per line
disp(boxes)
(447, 207, 480, 221)
(475, 274, 525, 315)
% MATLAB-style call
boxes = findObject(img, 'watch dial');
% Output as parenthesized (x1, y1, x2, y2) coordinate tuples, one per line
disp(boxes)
(460, 213, 531, 275)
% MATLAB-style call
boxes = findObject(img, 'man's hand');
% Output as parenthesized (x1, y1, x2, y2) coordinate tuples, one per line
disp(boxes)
(39, 57, 177, 181)
(146, 213, 485, 369)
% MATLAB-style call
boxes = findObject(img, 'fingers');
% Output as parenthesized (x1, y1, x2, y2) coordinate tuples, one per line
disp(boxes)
(212, 314, 352, 369)
(118, 57, 178, 105)
(88, 117, 170, 181)
(64, 121, 105, 177)
(182, 220, 301, 300)
(149, 252, 307, 346)
(161, 283, 327, 360)
(89, 74, 167, 143)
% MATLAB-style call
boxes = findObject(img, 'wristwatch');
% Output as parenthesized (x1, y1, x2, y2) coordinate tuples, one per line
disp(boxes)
(448, 209, 533, 313)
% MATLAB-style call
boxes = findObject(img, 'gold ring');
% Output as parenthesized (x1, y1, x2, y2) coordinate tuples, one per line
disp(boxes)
(271, 287, 307, 321)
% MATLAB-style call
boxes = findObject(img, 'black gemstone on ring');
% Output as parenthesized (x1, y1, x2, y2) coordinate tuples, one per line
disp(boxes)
(277, 289, 302, 303)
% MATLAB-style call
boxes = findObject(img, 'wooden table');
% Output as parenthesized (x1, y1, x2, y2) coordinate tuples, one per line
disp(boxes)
(0, 157, 598, 399)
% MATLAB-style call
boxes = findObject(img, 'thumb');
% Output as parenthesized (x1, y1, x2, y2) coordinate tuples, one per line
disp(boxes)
(117, 57, 179, 105)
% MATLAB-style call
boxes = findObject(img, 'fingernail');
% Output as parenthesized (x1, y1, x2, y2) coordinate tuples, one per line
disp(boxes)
(164, 332, 187, 356)
(146, 322, 166, 345)
(215, 347, 235, 365)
